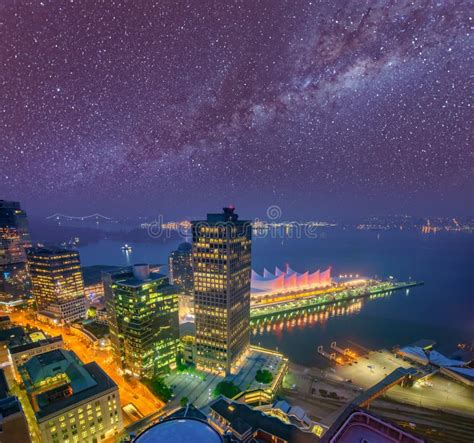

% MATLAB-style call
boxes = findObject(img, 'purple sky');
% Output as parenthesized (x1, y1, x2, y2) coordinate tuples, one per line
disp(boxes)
(1, 0, 472, 218)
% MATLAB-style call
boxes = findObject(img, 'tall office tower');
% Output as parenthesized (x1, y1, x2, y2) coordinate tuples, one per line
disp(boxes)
(0, 200, 31, 305)
(27, 247, 86, 324)
(168, 242, 194, 295)
(103, 264, 179, 378)
(192, 206, 252, 375)
(18, 349, 122, 443)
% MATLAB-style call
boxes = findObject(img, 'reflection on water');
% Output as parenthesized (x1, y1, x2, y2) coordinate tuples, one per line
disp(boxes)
(251, 292, 391, 337)
(122, 249, 131, 265)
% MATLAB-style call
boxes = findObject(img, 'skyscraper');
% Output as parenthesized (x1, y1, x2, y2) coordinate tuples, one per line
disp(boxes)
(192, 206, 252, 375)
(27, 247, 86, 324)
(168, 242, 193, 295)
(0, 200, 31, 246)
(0, 200, 31, 305)
(103, 264, 179, 378)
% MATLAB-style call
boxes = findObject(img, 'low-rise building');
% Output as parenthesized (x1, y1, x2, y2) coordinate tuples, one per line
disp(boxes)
(81, 265, 121, 302)
(0, 368, 31, 442)
(8, 335, 63, 381)
(95, 306, 108, 325)
(208, 396, 319, 442)
(19, 349, 122, 443)
(0, 326, 26, 365)
(0, 315, 12, 329)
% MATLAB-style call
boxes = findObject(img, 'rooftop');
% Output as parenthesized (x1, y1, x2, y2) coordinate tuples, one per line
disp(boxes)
(81, 265, 121, 286)
(135, 418, 223, 443)
(27, 246, 78, 257)
(19, 349, 117, 420)
(0, 326, 26, 346)
(321, 407, 424, 443)
(442, 366, 474, 383)
(22, 349, 94, 390)
(0, 396, 23, 418)
(399, 346, 468, 368)
(210, 396, 318, 442)
(9, 335, 63, 355)
(115, 271, 168, 288)
(37, 362, 117, 420)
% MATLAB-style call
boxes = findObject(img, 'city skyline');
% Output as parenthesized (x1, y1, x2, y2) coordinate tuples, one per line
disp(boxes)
(1, 1, 472, 217)
(1, 1, 473, 442)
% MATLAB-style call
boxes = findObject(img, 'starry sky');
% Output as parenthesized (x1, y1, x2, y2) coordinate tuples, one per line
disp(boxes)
(1, 0, 472, 218)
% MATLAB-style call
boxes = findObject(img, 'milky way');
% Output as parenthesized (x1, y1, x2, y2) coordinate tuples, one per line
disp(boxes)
(1, 0, 472, 217)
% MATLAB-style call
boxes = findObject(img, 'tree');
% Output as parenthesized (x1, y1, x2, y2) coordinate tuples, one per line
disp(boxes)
(148, 377, 173, 402)
(255, 369, 273, 384)
(213, 381, 241, 399)
(180, 396, 189, 407)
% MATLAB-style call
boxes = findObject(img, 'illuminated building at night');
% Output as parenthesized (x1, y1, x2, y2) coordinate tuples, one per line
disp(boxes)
(8, 335, 64, 382)
(168, 242, 194, 295)
(19, 349, 122, 443)
(192, 206, 252, 375)
(103, 264, 179, 378)
(0, 200, 31, 305)
(251, 265, 332, 294)
(27, 247, 86, 324)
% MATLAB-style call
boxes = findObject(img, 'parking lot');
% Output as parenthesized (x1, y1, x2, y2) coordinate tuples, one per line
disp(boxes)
(334, 349, 474, 416)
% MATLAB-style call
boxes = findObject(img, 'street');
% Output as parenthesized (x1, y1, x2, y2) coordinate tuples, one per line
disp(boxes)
(3, 309, 164, 424)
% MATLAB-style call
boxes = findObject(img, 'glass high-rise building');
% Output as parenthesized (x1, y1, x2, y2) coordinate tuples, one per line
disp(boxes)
(192, 206, 252, 375)
(0, 200, 31, 246)
(103, 264, 179, 378)
(0, 200, 31, 305)
(168, 242, 193, 295)
(27, 247, 86, 323)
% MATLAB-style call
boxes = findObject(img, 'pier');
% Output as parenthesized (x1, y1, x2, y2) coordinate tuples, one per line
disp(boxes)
(250, 281, 423, 320)
(317, 345, 338, 363)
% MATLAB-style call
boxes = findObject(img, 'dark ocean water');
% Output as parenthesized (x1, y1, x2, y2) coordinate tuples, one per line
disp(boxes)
(78, 230, 473, 367)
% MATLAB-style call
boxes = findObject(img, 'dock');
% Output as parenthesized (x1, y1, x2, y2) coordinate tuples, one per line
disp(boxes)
(250, 281, 423, 320)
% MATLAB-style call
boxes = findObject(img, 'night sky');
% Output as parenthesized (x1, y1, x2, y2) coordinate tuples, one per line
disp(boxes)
(1, 1, 472, 218)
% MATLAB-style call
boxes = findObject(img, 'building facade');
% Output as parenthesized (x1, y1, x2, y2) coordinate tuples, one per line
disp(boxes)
(27, 247, 86, 323)
(19, 349, 122, 443)
(168, 242, 194, 295)
(0, 368, 31, 443)
(192, 206, 252, 375)
(0, 200, 31, 305)
(103, 264, 179, 378)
